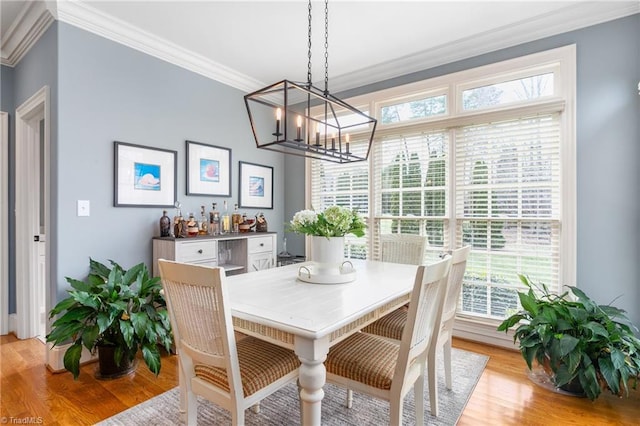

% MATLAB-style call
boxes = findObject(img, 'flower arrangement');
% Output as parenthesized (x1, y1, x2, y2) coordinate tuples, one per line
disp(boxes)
(289, 206, 366, 238)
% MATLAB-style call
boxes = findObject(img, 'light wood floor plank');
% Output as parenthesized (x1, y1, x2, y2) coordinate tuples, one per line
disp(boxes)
(2, 334, 638, 424)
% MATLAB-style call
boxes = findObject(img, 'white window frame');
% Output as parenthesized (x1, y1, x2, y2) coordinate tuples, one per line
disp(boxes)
(307, 45, 576, 348)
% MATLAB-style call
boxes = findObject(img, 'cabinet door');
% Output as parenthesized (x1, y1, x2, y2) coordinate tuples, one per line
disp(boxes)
(248, 252, 274, 272)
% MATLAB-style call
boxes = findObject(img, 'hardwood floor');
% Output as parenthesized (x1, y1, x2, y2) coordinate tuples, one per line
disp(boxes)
(1, 334, 638, 425)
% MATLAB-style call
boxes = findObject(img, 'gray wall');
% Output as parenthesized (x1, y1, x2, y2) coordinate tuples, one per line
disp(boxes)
(1, 65, 15, 312)
(283, 154, 306, 256)
(5, 22, 285, 312)
(54, 22, 285, 303)
(4, 23, 59, 313)
(306, 13, 640, 327)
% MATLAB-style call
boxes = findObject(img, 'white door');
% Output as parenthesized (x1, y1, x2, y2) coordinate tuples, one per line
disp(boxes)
(15, 87, 50, 341)
(37, 231, 46, 341)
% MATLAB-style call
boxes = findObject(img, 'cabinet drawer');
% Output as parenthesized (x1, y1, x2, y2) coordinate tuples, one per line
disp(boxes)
(248, 236, 273, 254)
(175, 240, 217, 263)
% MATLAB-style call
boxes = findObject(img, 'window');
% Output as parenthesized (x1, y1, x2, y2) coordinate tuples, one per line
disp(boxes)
(380, 93, 447, 124)
(310, 140, 369, 259)
(461, 72, 555, 111)
(455, 114, 561, 318)
(308, 46, 575, 332)
(371, 131, 449, 264)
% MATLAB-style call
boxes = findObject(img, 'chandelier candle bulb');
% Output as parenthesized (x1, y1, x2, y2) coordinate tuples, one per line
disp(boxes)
(331, 134, 336, 150)
(315, 123, 321, 146)
(345, 133, 350, 154)
(274, 108, 282, 138)
(296, 115, 302, 141)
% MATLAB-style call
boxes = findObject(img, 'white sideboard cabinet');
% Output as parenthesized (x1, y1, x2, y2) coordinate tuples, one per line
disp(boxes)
(152, 232, 277, 277)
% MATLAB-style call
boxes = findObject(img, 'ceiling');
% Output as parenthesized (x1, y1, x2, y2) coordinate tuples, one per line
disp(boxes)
(1, 1, 638, 93)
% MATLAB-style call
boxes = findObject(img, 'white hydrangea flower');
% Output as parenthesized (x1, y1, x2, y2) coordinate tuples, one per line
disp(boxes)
(291, 209, 317, 227)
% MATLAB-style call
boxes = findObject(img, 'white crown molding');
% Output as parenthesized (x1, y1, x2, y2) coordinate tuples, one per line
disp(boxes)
(4, 1, 638, 92)
(1, 1, 54, 67)
(54, 0, 263, 93)
(328, 1, 640, 93)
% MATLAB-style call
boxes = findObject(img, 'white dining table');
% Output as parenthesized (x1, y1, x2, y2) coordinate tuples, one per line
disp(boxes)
(226, 259, 418, 426)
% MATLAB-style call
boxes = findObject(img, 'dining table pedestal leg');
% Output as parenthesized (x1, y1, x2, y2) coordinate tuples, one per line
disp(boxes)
(294, 336, 329, 426)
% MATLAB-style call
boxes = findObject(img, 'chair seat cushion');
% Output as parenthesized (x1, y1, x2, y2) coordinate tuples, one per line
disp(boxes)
(326, 332, 399, 390)
(194, 336, 299, 397)
(362, 307, 406, 341)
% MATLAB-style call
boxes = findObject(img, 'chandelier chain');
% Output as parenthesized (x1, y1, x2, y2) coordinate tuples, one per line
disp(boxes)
(324, 0, 329, 93)
(307, 0, 313, 85)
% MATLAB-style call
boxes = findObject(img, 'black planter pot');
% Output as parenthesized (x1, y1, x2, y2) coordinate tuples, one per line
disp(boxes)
(558, 379, 586, 397)
(95, 345, 137, 380)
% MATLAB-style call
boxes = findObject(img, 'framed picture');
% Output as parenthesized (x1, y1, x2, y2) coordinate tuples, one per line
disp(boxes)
(114, 141, 177, 207)
(239, 161, 273, 209)
(186, 140, 231, 196)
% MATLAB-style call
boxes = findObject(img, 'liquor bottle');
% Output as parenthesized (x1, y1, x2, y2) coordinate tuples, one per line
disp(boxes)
(209, 202, 220, 235)
(221, 200, 230, 234)
(199, 205, 208, 235)
(239, 213, 249, 233)
(232, 203, 242, 233)
(187, 213, 199, 237)
(159, 210, 171, 237)
(174, 209, 184, 238)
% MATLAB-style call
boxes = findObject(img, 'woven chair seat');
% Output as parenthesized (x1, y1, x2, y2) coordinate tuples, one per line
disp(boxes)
(195, 336, 300, 397)
(362, 308, 406, 341)
(326, 332, 400, 390)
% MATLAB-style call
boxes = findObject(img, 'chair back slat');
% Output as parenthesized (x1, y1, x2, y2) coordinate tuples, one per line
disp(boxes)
(158, 260, 234, 369)
(441, 246, 471, 323)
(396, 257, 450, 376)
(380, 234, 428, 265)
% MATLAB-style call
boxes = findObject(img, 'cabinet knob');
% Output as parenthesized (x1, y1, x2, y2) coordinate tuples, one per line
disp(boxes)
(198, 249, 203, 254)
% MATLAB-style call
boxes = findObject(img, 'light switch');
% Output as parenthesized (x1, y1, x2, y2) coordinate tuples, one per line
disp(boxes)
(77, 200, 90, 217)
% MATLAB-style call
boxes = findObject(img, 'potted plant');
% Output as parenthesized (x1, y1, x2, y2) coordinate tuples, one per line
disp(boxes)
(288, 206, 366, 238)
(46, 258, 173, 380)
(288, 206, 366, 271)
(498, 275, 640, 400)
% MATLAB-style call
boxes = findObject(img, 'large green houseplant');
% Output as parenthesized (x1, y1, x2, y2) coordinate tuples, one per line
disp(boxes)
(498, 275, 640, 400)
(46, 258, 173, 379)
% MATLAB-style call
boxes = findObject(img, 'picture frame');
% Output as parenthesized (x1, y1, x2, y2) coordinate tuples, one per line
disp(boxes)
(238, 161, 273, 209)
(114, 141, 177, 207)
(186, 140, 232, 196)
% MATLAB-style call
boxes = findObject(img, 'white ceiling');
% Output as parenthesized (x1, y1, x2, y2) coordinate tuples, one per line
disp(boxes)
(2, 1, 638, 93)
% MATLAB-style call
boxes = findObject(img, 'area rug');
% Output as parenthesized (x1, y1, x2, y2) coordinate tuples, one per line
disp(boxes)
(98, 348, 488, 425)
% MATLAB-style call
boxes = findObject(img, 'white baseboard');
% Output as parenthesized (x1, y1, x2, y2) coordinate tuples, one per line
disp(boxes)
(47, 342, 98, 373)
(9, 313, 16, 334)
(453, 315, 519, 351)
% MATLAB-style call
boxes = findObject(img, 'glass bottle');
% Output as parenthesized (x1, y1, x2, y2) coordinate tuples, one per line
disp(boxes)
(199, 205, 208, 235)
(232, 203, 242, 233)
(209, 202, 220, 235)
(221, 200, 230, 234)
(174, 208, 184, 238)
(159, 210, 171, 237)
(239, 213, 248, 233)
(187, 213, 199, 237)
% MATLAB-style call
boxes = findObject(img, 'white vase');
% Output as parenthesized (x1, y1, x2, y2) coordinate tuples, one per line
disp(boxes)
(311, 236, 345, 274)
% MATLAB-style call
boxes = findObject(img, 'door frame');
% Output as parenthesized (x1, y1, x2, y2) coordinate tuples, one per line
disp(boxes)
(15, 86, 50, 340)
(1, 111, 8, 335)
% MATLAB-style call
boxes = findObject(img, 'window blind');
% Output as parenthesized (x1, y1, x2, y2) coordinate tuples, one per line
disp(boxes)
(455, 113, 561, 318)
(371, 131, 449, 264)
(309, 141, 370, 259)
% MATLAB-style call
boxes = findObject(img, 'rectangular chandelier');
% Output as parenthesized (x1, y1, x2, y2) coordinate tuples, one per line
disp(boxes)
(244, 79, 377, 164)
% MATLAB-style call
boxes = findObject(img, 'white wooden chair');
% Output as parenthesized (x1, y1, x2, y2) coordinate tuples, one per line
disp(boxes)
(157, 259, 300, 426)
(325, 257, 451, 425)
(379, 233, 428, 265)
(362, 246, 471, 396)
